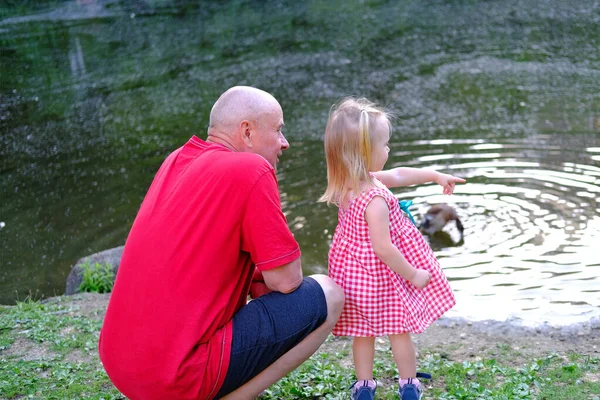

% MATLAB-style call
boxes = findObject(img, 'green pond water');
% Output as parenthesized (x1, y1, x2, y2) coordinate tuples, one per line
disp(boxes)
(1, 0, 599, 327)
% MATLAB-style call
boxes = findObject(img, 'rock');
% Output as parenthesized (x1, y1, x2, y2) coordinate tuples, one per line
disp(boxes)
(65, 246, 124, 295)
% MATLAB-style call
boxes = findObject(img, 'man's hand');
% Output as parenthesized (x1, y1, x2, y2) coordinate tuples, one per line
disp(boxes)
(250, 282, 272, 298)
(250, 269, 272, 299)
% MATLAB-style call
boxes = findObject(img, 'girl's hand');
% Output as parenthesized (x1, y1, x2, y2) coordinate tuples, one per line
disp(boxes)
(410, 269, 431, 289)
(436, 173, 466, 195)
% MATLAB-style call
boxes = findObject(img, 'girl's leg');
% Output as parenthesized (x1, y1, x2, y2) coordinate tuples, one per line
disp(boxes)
(353, 336, 375, 380)
(388, 333, 416, 379)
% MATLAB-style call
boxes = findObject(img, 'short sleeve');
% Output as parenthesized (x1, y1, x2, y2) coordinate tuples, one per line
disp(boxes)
(241, 171, 301, 271)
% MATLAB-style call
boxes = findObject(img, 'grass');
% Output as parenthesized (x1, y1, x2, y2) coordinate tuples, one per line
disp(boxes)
(263, 339, 600, 399)
(0, 360, 122, 400)
(1, 298, 598, 399)
(78, 261, 115, 294)
(0, 300, 100, 355)
(0, 299, 122, 399)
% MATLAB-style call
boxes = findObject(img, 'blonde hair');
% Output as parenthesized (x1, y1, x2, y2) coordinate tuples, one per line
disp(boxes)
(319, 97, 392, 205)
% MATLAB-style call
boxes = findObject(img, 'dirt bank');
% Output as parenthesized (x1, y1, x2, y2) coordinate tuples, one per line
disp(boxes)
(36, 293, 600, 368)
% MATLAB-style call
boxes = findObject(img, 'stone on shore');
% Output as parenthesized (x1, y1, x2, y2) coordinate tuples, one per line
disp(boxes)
(65, 246, 124, 295)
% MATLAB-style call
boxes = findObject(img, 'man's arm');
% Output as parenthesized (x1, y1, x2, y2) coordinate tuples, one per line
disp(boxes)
(241, 166, 303, 296)
(261, 257, 303, 294)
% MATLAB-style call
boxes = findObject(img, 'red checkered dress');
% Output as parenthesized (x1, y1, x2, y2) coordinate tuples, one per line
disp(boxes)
(329, 180, 456, 337)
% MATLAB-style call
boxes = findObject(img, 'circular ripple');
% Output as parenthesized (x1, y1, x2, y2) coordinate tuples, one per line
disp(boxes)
(383, 134, 600, 326)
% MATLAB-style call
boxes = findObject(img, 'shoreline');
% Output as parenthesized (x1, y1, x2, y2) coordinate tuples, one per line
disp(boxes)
(434, 314, 600, 340)
(19, 292, 599, 341)
(2, 292, 598, 399)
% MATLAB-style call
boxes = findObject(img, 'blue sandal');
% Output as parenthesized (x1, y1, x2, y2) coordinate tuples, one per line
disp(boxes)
(398, 372, 431, 400)
(350, 379, 377, 400)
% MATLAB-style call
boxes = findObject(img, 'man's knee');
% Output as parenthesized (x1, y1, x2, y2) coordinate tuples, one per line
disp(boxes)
(307, 274, 345, 317)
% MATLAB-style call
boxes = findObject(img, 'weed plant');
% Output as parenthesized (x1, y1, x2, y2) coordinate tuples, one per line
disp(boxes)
(78, 261, 115, 294)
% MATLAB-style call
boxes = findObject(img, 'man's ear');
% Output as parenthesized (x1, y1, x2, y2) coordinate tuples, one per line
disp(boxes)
(240, 120, 254, 148)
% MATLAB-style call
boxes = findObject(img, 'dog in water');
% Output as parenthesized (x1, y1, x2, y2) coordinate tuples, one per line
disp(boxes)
(419, 204, 464, 240)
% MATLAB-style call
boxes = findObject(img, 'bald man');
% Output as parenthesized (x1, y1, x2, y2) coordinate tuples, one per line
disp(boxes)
(99, 86, 344, 400)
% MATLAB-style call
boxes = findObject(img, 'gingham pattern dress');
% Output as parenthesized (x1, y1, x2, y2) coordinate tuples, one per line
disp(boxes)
(329, 178, 456, 337)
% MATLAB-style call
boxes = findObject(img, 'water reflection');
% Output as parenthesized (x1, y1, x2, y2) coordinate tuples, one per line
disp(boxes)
(69, 37, 86, 76)
(388, 134, 598, 326)
(279, 133, 600, 327)
(1, 0, 599, 327)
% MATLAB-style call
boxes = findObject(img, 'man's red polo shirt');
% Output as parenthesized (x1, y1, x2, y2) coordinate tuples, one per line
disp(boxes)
(99, 136, 300, 399)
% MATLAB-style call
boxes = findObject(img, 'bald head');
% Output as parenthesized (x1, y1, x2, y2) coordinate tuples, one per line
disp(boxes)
(208, 86, 280, 133)
(206, 86, 288, 167)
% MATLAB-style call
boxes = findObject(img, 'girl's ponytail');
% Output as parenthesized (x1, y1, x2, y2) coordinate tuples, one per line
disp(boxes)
(359, 109, 372, 170)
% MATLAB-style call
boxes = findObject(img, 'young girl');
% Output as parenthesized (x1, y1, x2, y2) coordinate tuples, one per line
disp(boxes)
(320, 98, 464, 400)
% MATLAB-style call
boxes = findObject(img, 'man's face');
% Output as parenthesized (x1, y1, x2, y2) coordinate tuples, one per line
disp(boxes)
(252, 104, 289, 170)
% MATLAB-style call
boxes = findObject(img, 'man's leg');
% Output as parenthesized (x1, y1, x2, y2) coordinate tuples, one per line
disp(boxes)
(221, 274, 344, 400)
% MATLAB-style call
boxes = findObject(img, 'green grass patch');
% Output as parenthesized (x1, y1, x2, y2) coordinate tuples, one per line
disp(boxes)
(0, 300, 100, 354)
(0, 299, 123, 398)
(0, 360, 123, 399)
(262, 345, 600, 399)
(1, 299, 599, 399)
(79, 261, 115, 294)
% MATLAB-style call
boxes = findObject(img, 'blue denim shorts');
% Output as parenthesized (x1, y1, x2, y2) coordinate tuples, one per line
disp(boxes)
(215, 277, 327, 398)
